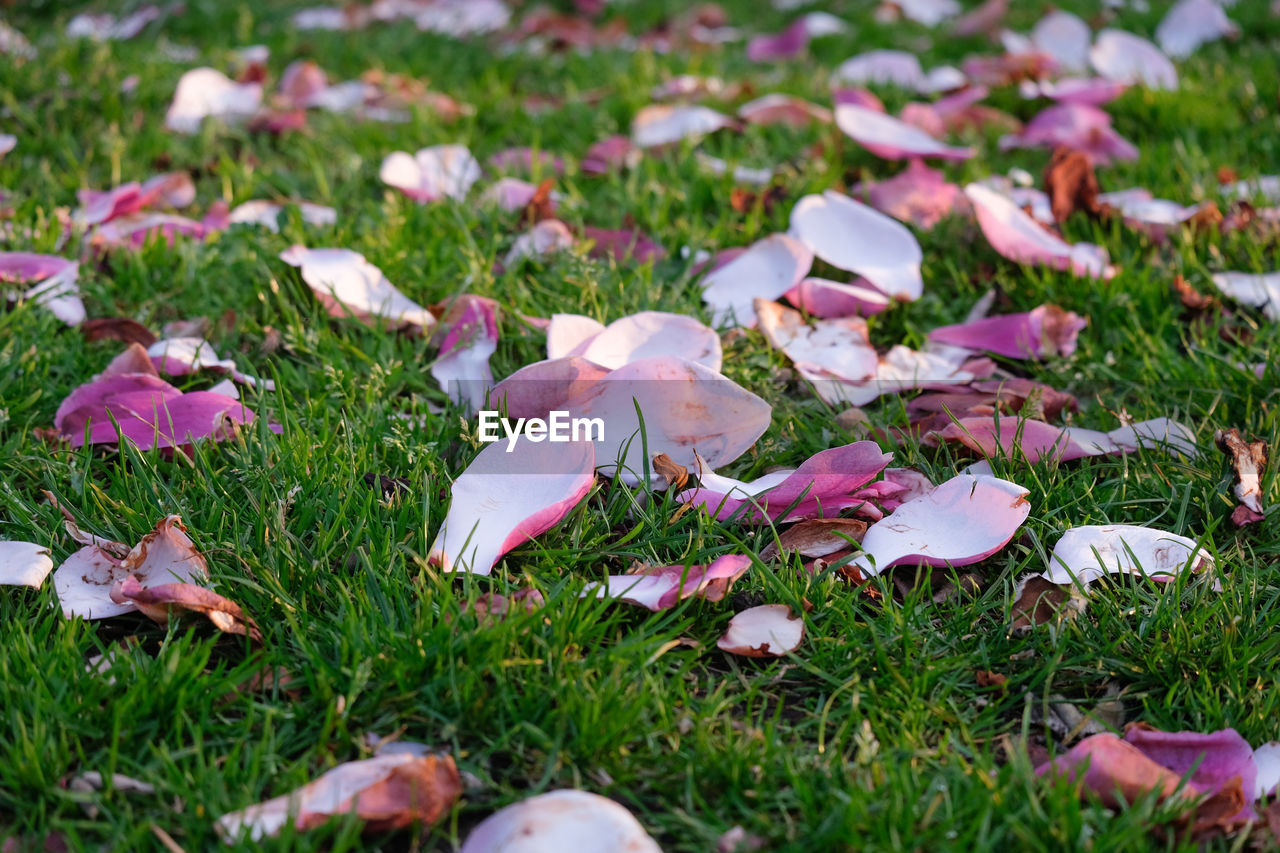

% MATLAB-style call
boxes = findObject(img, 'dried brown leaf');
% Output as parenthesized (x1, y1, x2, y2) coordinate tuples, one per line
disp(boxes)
(652, 453, 689, 490)
(1215, 428, 1268, 526)
(1011, 575, 1078, 630)
(1044, 147, 1105, 224)
(80, 318, 157, 348)
(760, 518, 867, 561)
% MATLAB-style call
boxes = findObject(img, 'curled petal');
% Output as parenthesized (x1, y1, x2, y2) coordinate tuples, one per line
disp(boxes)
(0, 541, 54, 588)
(280, 246, 436, 329)
(789, 190, 923, 300)
(964, 183, 1115, 279)
(1041, 525, 1213, 586)
(836, 103, 973, 161)
(700, 233, 813, 328)
(584, 554, 751, 610)
(718, 604, 804, 657)
(460, 790, 660, 853)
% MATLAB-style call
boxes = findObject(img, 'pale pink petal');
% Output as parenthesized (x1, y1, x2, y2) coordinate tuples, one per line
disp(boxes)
(631, 104, 734, 148)
(933, 416, 1100, 463)
(504, 219, 576, 265)
(898, 0, 960, 27)
(1034, 734, 1205, 811)
(1090, 29, 1178, 90)
(1041, 524, 1212, 586)
(0, 541, 54, 589)
(746, 19, 809, 62)
(0, 134, 14, 157)
(90, 212, 219, 249)
(1030, 10, 1092, 72)
(700, 234, 813, 328)
(1212, 272, 1280, 321)
(585, 554, 752, 610)
(850, 474, 1030, 575)
(789, 190, 924, 300)
(53, 516, 207, 620)
(928, 304, 1087, 358)
(999, 103, 1137, 164)
(581, 135, 640, 174)
(582, 227, 665, 264)
(1027, 77, 1128, 105)
(279, 59, 329, 104)
(488, 356, 611, 421)
(380, 144, 481, 202)
(1220, 176, 1280, 203)
(75, 172, 195, 227)
(861, 159, 966, 229)
(148, 337, 272, 389)
(546, 314, 605, 359)
(1254, 743, 1280, 800)
(756, 300, 879, 382)
(431, 295, 499, 411)
(738, 93, 832, 126)
(459, 790, 661, 853)
(832, 50, 925, 89)
(836, 103, 973, 161)
(832, 88, 886, 111)
(1157, 0, 1238, 59)
(964, 183, 1115, 279)
(280, 246, 436, 329)
(1123, 727, 1256, 809)
(428, 438, 595, 575)
(415, 0, 510, 36)
(784, 277, 893, 318)
(718, 604, 804, 657)
(165, 68, 263, 134)
(579, 311, 721, 372)
(67, 6, 162, 40)
(481, 177, 544, 211)
(228, 200, 336, 232)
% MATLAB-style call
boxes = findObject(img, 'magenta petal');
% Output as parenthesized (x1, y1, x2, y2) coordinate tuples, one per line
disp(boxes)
(1033, 77, 1129, 106)
(836, 103, 973, 161)
(431, 295, 500, 411)
(587, 554, 752, 610)
(1124, 727, 1258, 810)
(928, 305, 1086, 359)
(999, 103, 1138, 165)
(784, 277, 893, 318)
(862, 159, 965, 229)
(746, 19, 809, 62)
(581, 135, 639, 175)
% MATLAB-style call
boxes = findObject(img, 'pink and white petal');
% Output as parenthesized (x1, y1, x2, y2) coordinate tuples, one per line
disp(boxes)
(700, 233, 813, 328)
(481, 177, 542, 212)
(0, 541, 54, 588)
(833, 88, 886, 112)
(835, 103, 973, 161)
(546, 314, 606, 359)
(280, 246, 436, 329)
(428, 437, 596, 575)
(585, 554, 752, 610)
(999, 103, 1138, 164)
(488, 356, 611, 421)
(631, 104, 734, 148)
(832, 50, 925, 89)
(695, 153, 775, 186)
(851, 474, 1030, 575)
(928, 305, 1086, 359)
(1041, 525, 1212, 586)
(1030, 10, 1092, 72)
(459, 790, 661, 853)
(22, 260, 84, 326)
(415, 0, 511, 37)
(1156, 0, 1238, 59)
(581, 135, 640, 175)
(756, 300, 878, 381)
(228, 200, 336, 231)
(964, 183, 1116, 279)
(582, 227, 666, 264)
(165, 68, 263, 134)
(898, 0, 960, 27)
(504, 220, 576, 266)
(738, 93, 832, 126)
(1090, 29, 1178, 90)
(785, 277, 893, 319)
(1211, 272, 1280, 321)
(789, 190, 924, 300)
(0, 134, 15, 157)
(580, 311, 722, 372)
(804, 345, 975, 407)
(380, 145, 482, 202)
(862, 159, 966, 229)
(1123, 727, 1257, 806)
(148, 337, 271, 389)
(933, 416, 1098, 463)
(1032, 77, 1129, 105)
(431, 296, 499, 411)
(718, 604, 803, 657)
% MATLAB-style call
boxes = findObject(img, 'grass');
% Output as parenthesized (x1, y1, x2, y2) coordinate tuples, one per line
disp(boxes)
(2, 0, 1280, 850)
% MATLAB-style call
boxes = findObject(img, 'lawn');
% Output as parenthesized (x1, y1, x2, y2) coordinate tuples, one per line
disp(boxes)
(2, 0, 1280, 850)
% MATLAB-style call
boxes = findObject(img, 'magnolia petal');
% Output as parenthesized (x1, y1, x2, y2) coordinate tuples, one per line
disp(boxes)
(1255, 743, 1280, 800)
(546, 314, 606, 359)
(832, 50, 925, 89)
(999, 103, 1138, 165)
(1215, 428, 1267, 523)
(1027, 77, 1128, 105)
(899, 0, 960, 26)
(1040, 525, 1212, 586)
(431, 296, 499, 411)
(927, 304, 1087, 359)
(0, 541, 54, 588)
(582, 227, 665, 264)
(165, 68, 263, 134)
(1090, 29, 1178, 90)
(1211, 271, 1280, 321)
(504, 220, 576, 265)
(428, 437, 596, 575)
(964, 183, 1116, 279)
(695, 153, 775, 186)
(760, 518, 868, 560)
(789, 190, 923, 300)
(228, 200, 336, 232)
(718, 604, 804, 657)
(2, 252, 85, 326)
(1123, 726, 1257, 807)
(1036, 733, 1208, 811)
(380, 144, 481, 202)
(54, 515, 208, 620)
(579, 311, 722, 372)
(631, 104, 734, 148)
(216, 753, 461, 842)
(861, 159, 966, 229)
(756, 300, 879, 381)
(488, 356, 611, 421)
(1157, 0, 1238, 59)
(584, 554, 752, 611)
(280, 246, 436, 329)
(460, 790, 661, 853)
(804, 345, 976, 407)
(1030, 10, 1092, 72)
(415, 0, 510, 37)
(148, 337, 272, 389)
(835, 103, 973, 161)
(75, 172, 196, 227)
(851, 474, 1030, 575)
(738, 93, 832, 126)
(581, 135, 640, 175)
(784, 277, 893, 318)
(112, 576, 261, 641)
(700, 234, 813, 328)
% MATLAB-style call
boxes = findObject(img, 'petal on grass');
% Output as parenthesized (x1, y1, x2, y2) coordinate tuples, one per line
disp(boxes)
(148, 337, 272, 389)
(835, 103, 973, 161)
(380, 144, 482, 202)
(738, 93, 832, 126)
(165, 68, 263, 134)
(700, 233, 813, 328)
(584, 554, 752, 610)
(718, 604, 804, 657)
(927, 304, 1087, 358)
(1030, 10, 1092, 72)
(1210, 272, 1280, 321)
(1090, 30, 1178, 90)
(1214, 428, 1267, 525)
(546, 314, 606, 359)
(860, 159, 966, 229)
(1040, 525, 1213, 586)
(631, 104, 734, 148)
(1124, 725, 1258, 807)
(216, 753, 461, 842)
(111, 576, 262, 641)
(789, 190, 924, 300)
(832, 50, 925, 89)
(1156, 0, 1238, 59)
(964, 183, 1116, 279)
(459, 790, 661, 853)
(1, 252, 84, 326)
(999, 103, 1137, 165)
(228, 200, 336, 232)
(784, 277, 893, 318)
(280, 246, 436, 330)
(504, 219, 576, 266)
(0, 541, 54, 589)
(428, 437, 596, 575)
(430, 295, 500, 411)
(578, 311, 722, 372)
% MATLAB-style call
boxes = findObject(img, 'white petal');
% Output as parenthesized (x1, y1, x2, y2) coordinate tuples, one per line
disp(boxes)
(460, 790, 661, 853)
(789, 190, 923, 300)
(718, 604, 804, 657)
(1040, 525, 1212, 585)
(0, 541, 54, 588)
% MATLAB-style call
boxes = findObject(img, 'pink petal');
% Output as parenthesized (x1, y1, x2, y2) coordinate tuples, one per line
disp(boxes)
(631, 104, 734, 148)
(546, 314, 606, 359)
(280, 246, 436, 329)
(700, 234, 813, 328)
(53, 515, 207, 620)
(1030, 10, 1092, 72)
(833, 50, 925, 89)
(90, 212, 218, 249)
(851, 474, 1030, 575)
(1027, 77, 1129, 105)
(789, 190, 923, 300)
(964, 183, 1116, 279)
(746, 19, 809, 62)
(738, 93, 832, 126)
(1124, 727, 1256, 812)
(897, 0, 961, 27)
(428, 437, 595, 575)
(718, 604, 804, 657)
(488, 356, 612, 420)
(999, 103, 1137, 165)
(835, 103, 973, 161)
(581, 227, 665, 264)
(504, 219, 576, 265)
(832, 88, 886, 112)
(678, 440, 891, 522)
(1041, 525, 1213, 586)
(279, 59, 329, 104)
(431, 295, 499, 410)
(1090, 29, 1178, 90)
(165, 68, 263, 134)
(928, 304, 1087, 358)
(1, 252, 83, 325)
(1035, 734, 1202, 810)
(228, 200, 336, 231)
(0, 541, 54, 589)
(578, 311, 721, 372)
(379, 144, 481, 202)
(75, 172, 195, 227)
(148, 337, 272, 389)
(581, 135, 640, 175)
(861, 159, 966, 229)
(1156, 0, 1238, 59)
(586, 554, 752, 610)
(459, 790, 661, 853)
(56, 372, 181, 436)
(784, 277, 893, 318)
(481, 177, 544, 212)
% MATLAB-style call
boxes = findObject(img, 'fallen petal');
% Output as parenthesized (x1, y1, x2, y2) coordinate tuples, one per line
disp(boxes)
(585, 554, 752, 610)
(1041, 524, 1212, 586)
(789, 190, 924, 300)
(0, 541, 54, 588)
(1156, 0, 1238, 59)
(1215, 428, 1267, 525)
(700, 233, 813, 327)
(1031, 10, 1092, 72)
(860, 159, 966, 229)
(631, 104, 734, 148)
(1090, 29, 1178, 90)
(1211, 271, 1280, 321)
(836, 103, 973, 161)
(833, 50, 925, 89)
(460, 789, 661, 853)
(964, 183, 1115, 279)
(228, 200, 336, 232)
(999, 103, 1138, 165)
(1, 252, 84, 326)
(280, 246, 436, 329)
(165, 68, 263, 134)
(431, 295, 500, 411)
(578, 311, 721, 372)
(784, 277, 893, 318)
(738, 93, 832, 126)
(927, 304, 1087, 358)
(1124, 725, 1258, 807)
(546, 314, 606, 359)
(380, 144, 481, 202)
(718, 604, 804, 657)
(112, 576, 262, 641)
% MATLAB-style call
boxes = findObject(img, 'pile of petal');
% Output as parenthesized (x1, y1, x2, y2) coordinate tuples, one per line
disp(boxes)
(0, 251, 84, 325)
(930, 415, 1198, 464)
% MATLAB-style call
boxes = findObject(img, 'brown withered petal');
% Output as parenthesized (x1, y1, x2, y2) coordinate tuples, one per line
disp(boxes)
(1189, 202, 1224, 233)
(1173, 275, 1216, 312)
(760, 518, 867, 561)
(111, 576, 262, 642)
(652, 453, 690, 490)
(363, 472, 413, 498)
(1011, 575, 1080, 631)
(1214, 428, 1268, 526)
(976, 670, 1007, 688)
(1044, 147, 1105, 224)
(521, 178, 557, 225)
(80, 317, 157, 347)
(1216, 167, 1239, 185)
